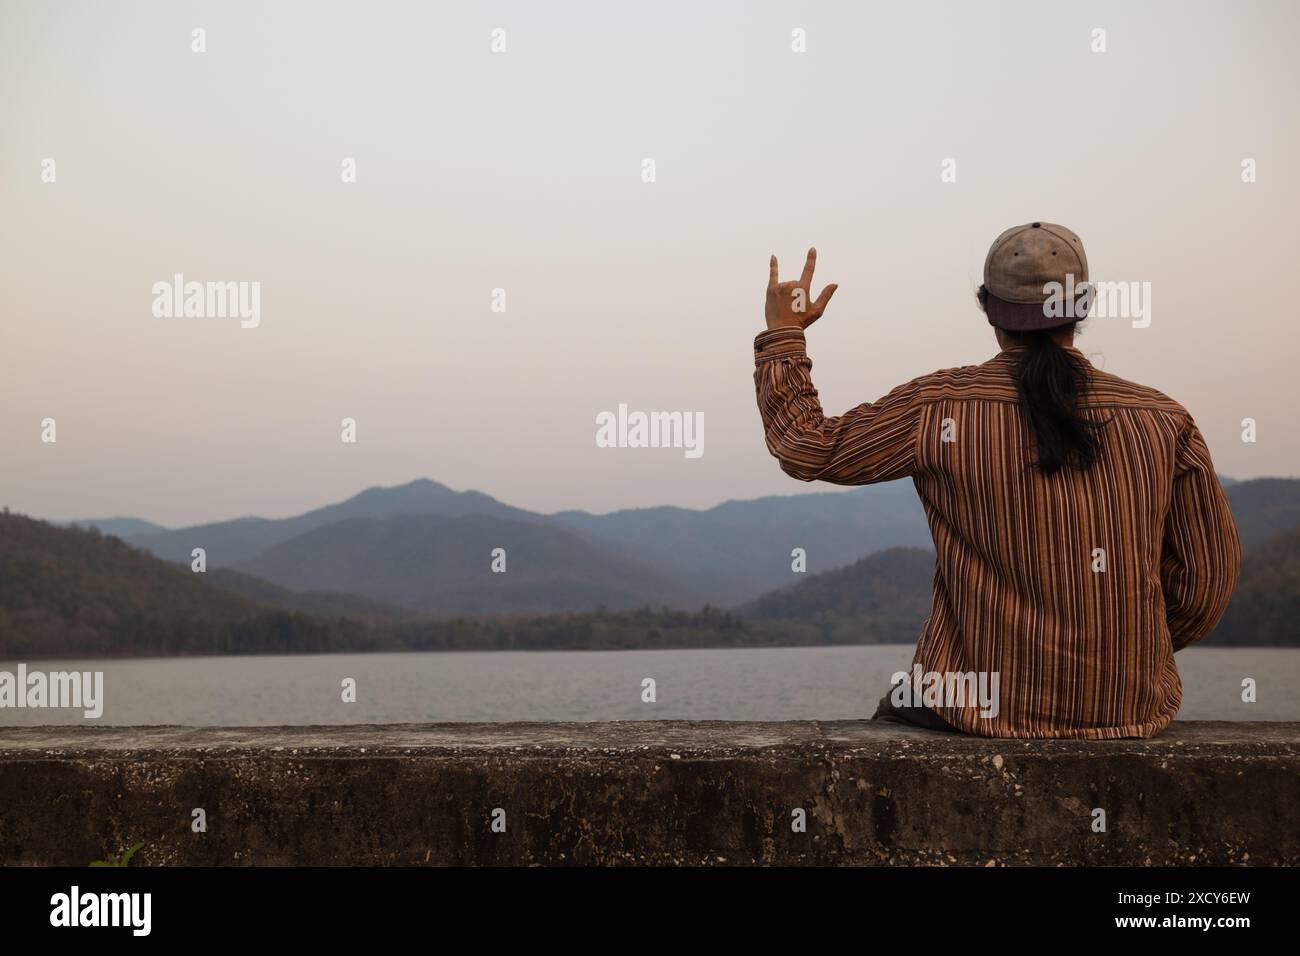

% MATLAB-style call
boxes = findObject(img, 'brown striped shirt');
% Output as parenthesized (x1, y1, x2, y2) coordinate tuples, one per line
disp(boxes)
(753, 326, 1241, 739)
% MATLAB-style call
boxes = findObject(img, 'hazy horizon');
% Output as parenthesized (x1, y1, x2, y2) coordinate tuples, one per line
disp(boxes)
(34, 468, 1291, 530)
(5, 0, 1299, 527)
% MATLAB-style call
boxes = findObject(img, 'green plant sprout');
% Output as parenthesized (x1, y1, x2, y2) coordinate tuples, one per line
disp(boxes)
(89, 841, 144, 867)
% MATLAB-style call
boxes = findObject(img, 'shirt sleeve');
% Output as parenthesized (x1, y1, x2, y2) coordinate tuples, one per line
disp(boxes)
(753, 326, 922, 485)
(1160, 416, 1242, 651)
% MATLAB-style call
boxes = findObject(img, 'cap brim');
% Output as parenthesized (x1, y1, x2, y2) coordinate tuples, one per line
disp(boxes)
(985, 291, 1089, 332)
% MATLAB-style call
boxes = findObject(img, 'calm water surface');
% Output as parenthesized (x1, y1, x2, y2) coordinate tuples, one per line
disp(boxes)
(0, 646, 1295, 726)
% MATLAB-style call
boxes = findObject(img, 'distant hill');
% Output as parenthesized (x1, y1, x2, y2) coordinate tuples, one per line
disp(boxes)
(1205, 525, 1300, 646)
(0, 514, 377, 658)
(741, 546, 935, 643)
(125, 478, 542, 567)
(1225, 478, 1300, 549)
(203, 567, 412, 620)
(65, 517, 167, 537)
(235, 513, 708, 615)
(553, 481, 931, 604)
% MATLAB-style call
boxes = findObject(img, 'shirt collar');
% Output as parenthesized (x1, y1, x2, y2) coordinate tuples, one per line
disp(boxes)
(992, 342, 1091, 364)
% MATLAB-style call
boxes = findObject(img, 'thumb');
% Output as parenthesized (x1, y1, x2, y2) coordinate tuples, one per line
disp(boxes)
(811, 283, 839, 316)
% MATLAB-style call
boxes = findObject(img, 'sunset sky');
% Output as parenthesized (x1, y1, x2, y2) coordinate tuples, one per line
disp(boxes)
(3, 0, 1297, 526)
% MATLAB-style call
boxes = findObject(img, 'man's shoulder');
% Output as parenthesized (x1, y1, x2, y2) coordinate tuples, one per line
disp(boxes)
(896, 352, 1191, 422)
(1081, 363, 1189, 418)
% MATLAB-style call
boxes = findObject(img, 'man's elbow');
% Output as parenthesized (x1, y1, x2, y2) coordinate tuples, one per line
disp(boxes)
(763, 434, 822, 482)
(775, 454, 821, 483)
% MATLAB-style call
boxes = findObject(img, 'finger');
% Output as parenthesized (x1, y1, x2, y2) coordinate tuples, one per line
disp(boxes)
(811, 282, 838, 316)
(768, 255, 779, 291)
(799, 247, 817, 287)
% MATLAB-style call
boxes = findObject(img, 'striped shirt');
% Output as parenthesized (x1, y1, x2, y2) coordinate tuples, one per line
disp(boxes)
(753, 326, 1241, 739)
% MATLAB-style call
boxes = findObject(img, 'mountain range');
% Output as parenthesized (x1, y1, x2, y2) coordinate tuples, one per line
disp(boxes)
(6, 473, 1293, 655)
(74, 478, 931, 613)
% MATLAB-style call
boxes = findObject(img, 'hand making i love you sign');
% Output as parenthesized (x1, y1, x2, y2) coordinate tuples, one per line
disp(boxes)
(764, 247, 839, 332)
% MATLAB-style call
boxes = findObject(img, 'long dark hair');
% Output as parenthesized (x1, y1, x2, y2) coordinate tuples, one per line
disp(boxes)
(977, 285, 1104, 475)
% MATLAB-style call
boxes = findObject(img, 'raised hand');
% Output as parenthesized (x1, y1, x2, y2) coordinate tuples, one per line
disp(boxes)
(765, 247, 838, 332)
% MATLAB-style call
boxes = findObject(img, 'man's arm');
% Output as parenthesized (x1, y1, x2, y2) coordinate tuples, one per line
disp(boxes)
(754, 249, 921, 484)
(1161, 416, 1242, 650)
(754, 326, 921, 484)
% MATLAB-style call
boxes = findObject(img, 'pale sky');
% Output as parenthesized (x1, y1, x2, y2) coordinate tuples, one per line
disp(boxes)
(3, 0, 1298, 527)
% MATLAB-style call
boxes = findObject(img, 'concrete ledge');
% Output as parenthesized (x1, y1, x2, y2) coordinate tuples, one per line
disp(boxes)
(1, 721, 1296, 866)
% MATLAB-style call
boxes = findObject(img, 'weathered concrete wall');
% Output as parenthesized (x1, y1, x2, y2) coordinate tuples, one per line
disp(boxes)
(0, 721, 1295, 866)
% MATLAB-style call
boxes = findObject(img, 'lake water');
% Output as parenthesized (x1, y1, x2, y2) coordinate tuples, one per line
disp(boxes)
(0, 646, 1295, 726)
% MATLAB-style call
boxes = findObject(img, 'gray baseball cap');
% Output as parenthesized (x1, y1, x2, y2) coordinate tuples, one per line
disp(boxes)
(983, 222, 1090, 331)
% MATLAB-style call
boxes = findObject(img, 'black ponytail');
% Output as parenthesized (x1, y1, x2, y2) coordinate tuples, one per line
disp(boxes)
(977, 285, 1104, 475)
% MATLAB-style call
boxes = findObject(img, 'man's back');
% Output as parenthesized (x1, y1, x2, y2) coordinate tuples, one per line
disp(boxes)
(753, 327, 1242, 738)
